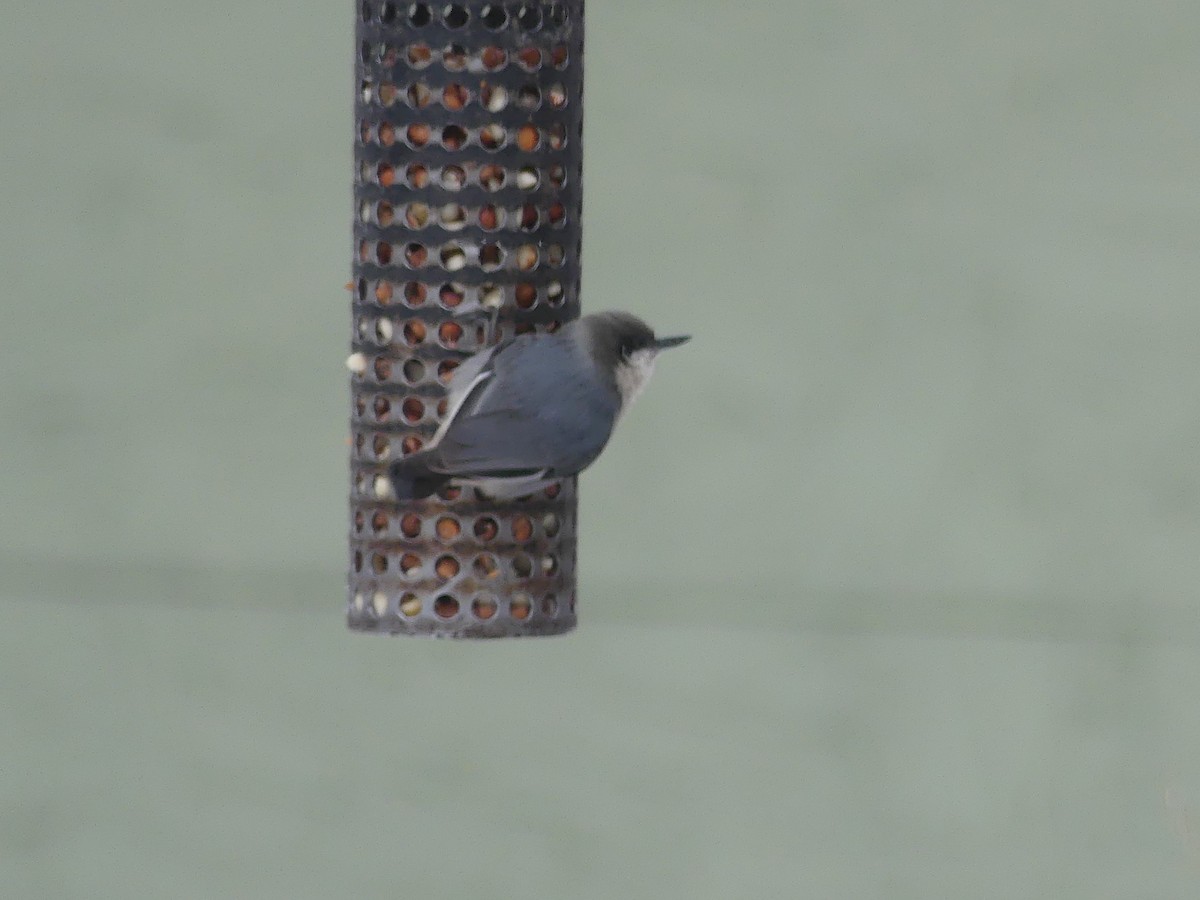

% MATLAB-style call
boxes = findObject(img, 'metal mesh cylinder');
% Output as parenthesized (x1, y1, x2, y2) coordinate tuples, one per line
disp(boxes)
(347, 0, 584, 637)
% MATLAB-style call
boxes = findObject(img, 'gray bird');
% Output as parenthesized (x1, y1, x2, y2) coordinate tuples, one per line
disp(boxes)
(388, 311, 690, 499)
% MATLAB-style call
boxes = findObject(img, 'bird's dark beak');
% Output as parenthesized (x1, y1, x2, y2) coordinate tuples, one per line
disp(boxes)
(654, 334, 691, 350)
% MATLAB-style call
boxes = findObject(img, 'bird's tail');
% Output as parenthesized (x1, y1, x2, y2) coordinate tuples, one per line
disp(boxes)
(388, 451, 449, 500)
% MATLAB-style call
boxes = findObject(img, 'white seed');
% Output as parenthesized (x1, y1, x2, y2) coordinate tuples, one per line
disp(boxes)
(373, 474, 396, 500)
(484, 85, 507, 112)
(345, 352, 367, 375)
(372, 591, 388, 617)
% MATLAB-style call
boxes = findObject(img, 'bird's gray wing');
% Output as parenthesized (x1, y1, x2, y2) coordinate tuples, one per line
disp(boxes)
(426, 334, 620, 477)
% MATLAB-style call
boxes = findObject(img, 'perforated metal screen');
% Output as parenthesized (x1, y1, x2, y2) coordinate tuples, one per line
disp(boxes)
(347, 1, 585, 637)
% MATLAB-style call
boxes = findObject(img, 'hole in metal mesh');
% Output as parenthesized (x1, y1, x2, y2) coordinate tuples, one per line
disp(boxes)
(400, 512, 422, 537)
(435, 595, 460, 618)
(474, 516, 499, 540)
(377, 201, 396, 226)
(406, 123, 431, 147)
(379, 121, 396, 145)
(478, 205, 502, 230)
(438, 321, 464, 347)
(353, 550, 363, 572)
(480, 46, 507, 70)
(372, 511, 389, 533)
(372, 433, 390, 458)
(373, 356, 393, 382)
(473, 553, 500, 578)
(516, 124, 539, 151)
(404, 202, 429, 228)
(439, 282, 465, 308)
(379, 83, 399, 106)
(516, 166, 539, 190)
(515, 245, 538, 271)
(441, 165, 466, 190)
(361, 2, 373, 22)
(541, 593, 558, 615)
(403, 320, 427, 345)
(550, 3, 568, 26)
(442, 83, 468, 110)
(372, 591, 388, 617)
(438, 485, 462, 501)
(435, 555, 460, 579)
(481, 83, 507, 112)
(549, 164, 566, 187)
(551, 45, 568, 69)
(373, 395, 391, 421)
(406, 83, 432, 108)
(402, 435, 425, 455)
(401, 397, 424, 422)
(404, 242, 428, 267)
(472, 596, 498, 619)
(511, 593, 532, 620)
(479, 124, 506, 151)
(436, 398, 449, 418)
(516, 85, 540, 109)
(548, 201, 565, 226)
(481, 4, 506, 28)
(546, 244, 565, 267)
(375, 317, 395, 344)
(406, 2, 430, 25)
(542, 512, 560, 537)
(515, 282, 536, 308)
(548, 123, 566, 150)
(479, 244, 504, 270)
(376, 241, 393, 265)
(403, 281, 426, 305)
(512, 515, 533, 542)
(512, 553, 532, 577)
(516, 4, 541, 29)
(436, 517, 461, 540)
(437, 359, 459, 382)
(479, 165, 505, 191)
(402, 358, 425, 382)
(354, 511, 364, 533)
(548, 83, 567, 108)
(519, 204, 538, 230)
(406, 163, 430, 188)
(400, 592, 421, 616)
(443, 4, 467, 27)
(480, 283, 503, 308)
(516, 47, 541, 70)
(443, 44, 467, 71)
(439, 203, 466, 230)
(372, 552, 388, 574)
(545, 482, 561, 499)
(541, 554, 558, 575)
(400, 552, 421, 574)
(407, 44, 433, 68)
(441, 124, 467, 150)
(381, 2, 398, 24)
(440, 244, 466, 271)
(378, 162, 396, 186)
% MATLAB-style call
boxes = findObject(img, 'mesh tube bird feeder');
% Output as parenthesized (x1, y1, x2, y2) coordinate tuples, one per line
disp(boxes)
(347, 1, 584, 637)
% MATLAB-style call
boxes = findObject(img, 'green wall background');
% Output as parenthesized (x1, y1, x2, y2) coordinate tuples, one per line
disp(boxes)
(3, 1, 1199, 897)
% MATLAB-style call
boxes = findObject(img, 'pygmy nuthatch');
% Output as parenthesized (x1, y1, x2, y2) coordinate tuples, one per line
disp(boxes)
(388, 311, 690, 499)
